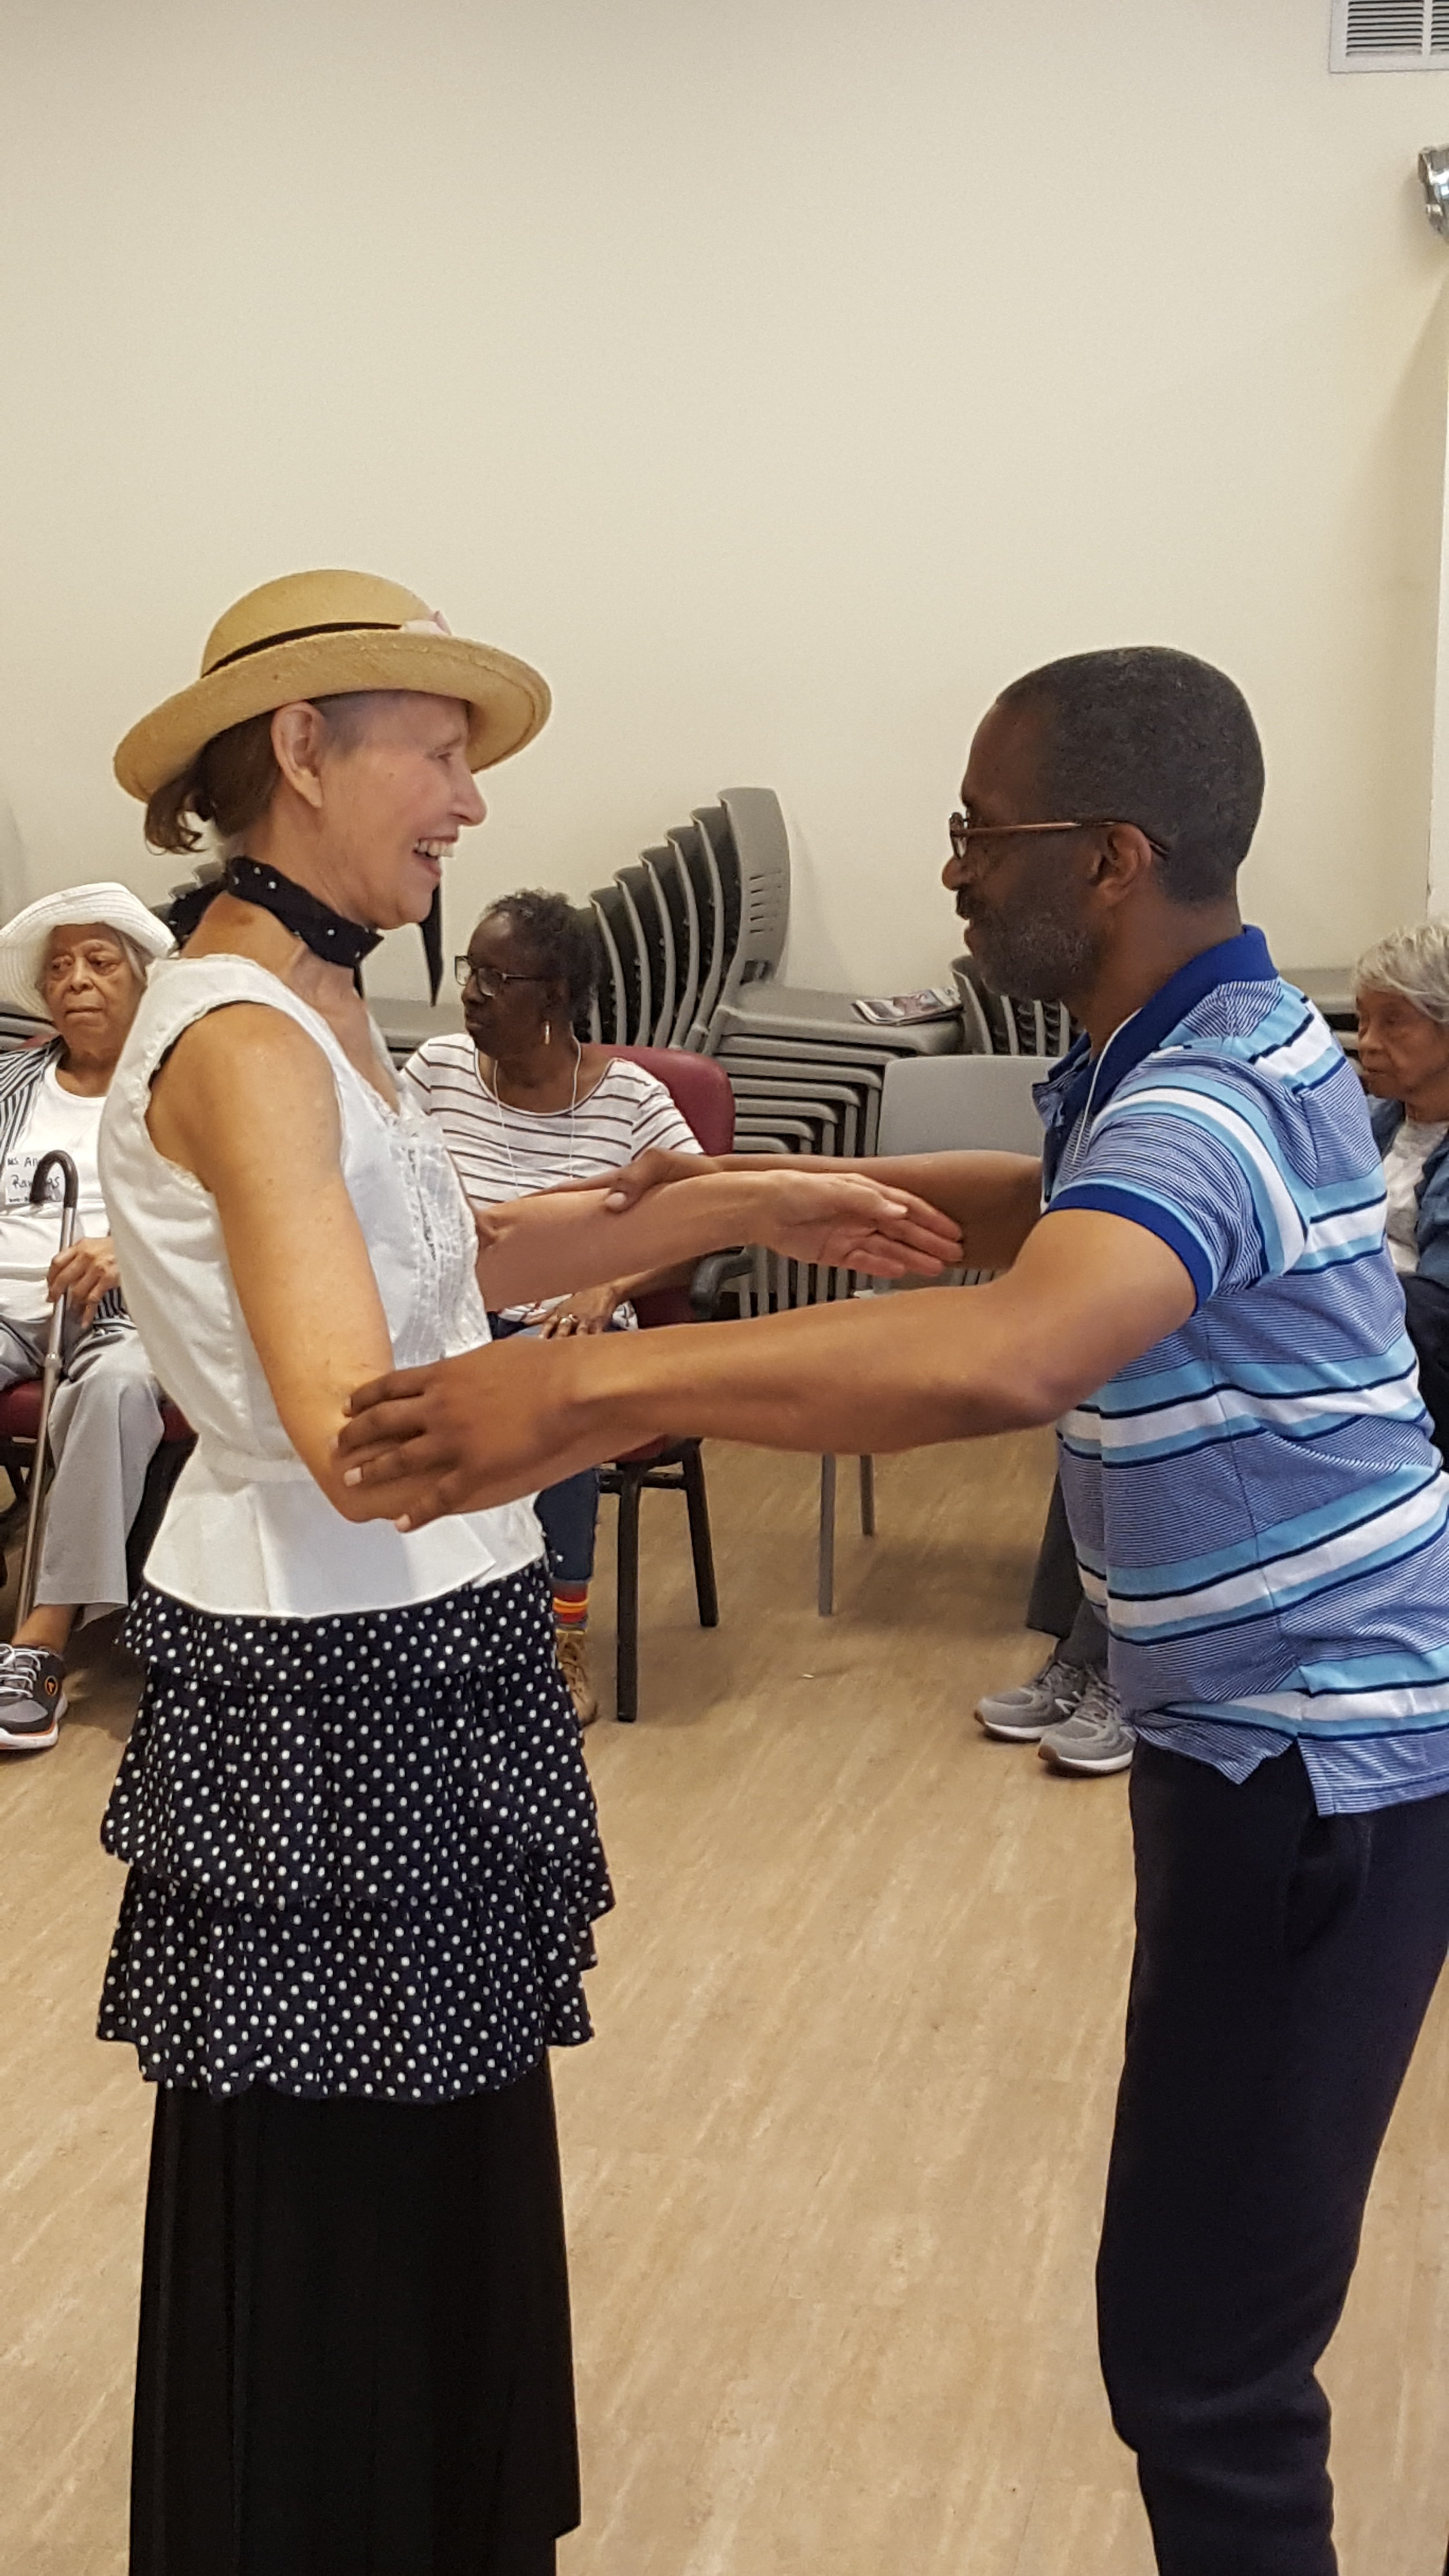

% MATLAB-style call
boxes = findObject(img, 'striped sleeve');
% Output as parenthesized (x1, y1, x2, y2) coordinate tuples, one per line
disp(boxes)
(399, 1047, 432, 1111)
(1049, 1071, 1316, 1309)
(627, 1077, 704, 1158)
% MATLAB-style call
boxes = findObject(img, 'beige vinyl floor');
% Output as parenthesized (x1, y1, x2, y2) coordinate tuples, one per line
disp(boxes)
(2, 1430, 1447, 2575)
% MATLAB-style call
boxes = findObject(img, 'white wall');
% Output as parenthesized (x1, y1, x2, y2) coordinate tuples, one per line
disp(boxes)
(1, 0, 1447, 995)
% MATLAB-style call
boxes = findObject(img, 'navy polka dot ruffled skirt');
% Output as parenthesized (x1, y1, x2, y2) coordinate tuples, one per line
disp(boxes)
(97, 1560, 614, 2103)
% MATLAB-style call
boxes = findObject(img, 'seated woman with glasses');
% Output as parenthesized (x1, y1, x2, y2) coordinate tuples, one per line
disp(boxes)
(402, 890, 702, 1723)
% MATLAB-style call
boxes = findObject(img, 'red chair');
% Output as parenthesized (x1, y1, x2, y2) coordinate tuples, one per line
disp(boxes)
(0, 1378, 194, 1602)
(596, 1045, 745, 1722)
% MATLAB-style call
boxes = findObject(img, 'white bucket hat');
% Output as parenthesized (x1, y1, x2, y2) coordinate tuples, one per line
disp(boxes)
(0, 883, 175, 1021)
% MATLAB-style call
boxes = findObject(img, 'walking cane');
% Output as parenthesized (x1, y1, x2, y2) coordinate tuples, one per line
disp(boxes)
(14, 1149, 79, 1627)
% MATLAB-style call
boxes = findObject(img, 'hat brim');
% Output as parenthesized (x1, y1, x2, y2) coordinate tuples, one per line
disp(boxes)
(114, 630, 552, 802)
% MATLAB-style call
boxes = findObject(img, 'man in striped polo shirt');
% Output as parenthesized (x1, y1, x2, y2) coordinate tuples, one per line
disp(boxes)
(340, 647, 1449, 2575)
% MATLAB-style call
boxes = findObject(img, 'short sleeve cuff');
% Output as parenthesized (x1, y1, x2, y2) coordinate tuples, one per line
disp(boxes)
(1048, 1180, 1216, 1309)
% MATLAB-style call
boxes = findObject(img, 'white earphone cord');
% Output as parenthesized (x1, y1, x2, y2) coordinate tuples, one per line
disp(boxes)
(480, 1030, 583, 1199)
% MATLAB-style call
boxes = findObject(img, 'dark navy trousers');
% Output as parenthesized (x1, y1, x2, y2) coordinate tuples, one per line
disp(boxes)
(1098, 1741, 1449, 2574)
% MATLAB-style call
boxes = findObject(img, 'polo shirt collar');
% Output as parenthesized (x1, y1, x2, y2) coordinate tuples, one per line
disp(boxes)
(1037, 925, 1277, 1174)
(1052, 923, 1273, 1105)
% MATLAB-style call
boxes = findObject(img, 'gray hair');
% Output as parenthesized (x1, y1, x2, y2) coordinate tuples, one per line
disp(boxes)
(1353, 918, 1449, 1028)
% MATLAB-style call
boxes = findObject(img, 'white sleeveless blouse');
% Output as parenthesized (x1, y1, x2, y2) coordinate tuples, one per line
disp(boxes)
(99, 954, 544, 1618)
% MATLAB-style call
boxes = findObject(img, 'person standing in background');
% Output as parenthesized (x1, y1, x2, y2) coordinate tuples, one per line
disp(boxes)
(404, 889, 702, 1726)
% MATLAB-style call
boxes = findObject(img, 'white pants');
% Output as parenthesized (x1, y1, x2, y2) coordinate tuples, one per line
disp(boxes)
(0, 1311, 164, 1621)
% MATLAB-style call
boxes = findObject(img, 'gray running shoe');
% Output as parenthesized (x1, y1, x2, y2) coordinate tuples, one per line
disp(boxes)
(0, 1643, 65, 1752)
(1038, 1672, 1134, 1775)
(977, 1652, 1087, 1742)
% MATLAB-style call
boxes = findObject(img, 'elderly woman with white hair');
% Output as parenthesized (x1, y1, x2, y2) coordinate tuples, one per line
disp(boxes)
(0, 883, 173, 1749)
(1356, 916, 1449, 1453)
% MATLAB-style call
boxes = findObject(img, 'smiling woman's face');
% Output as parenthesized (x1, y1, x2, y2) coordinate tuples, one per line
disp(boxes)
(40, 922, 145, 1067)
(304, 692, 486, 930)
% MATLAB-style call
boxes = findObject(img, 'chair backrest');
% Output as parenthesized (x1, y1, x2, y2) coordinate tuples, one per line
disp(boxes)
(603, 1044, 736, 1327)
(638, 845, 683, 1045)
(588, 886, 632, 1045)
(711, 788, 790, 1020)
(952, 954, 1072, 1060)
(616, 863, 663, 1043)
(685, 806, 731, 1048)
(876, 1052, 1053, 1158)
(604, 1043, 736, 1156)
(658, 831, 704, 1047)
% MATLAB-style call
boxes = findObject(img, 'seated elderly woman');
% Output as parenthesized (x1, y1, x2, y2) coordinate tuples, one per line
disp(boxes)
(0, 884, 173, 1749)
(403, 889, 703, 1723)
(1356, 918, 1449, 1458)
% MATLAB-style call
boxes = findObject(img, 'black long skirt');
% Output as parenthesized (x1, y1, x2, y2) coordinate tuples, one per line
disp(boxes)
(130, 2059, 578, 2576)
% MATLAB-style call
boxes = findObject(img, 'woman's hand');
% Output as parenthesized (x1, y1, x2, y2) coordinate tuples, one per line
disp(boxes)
(744, 1169, 961, 1276)
(529, 1283, 622, 1337)
(48, 1234, 120, 1327)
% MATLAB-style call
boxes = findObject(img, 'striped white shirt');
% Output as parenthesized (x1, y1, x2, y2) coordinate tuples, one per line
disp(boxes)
(401, 1037, 702, 1319)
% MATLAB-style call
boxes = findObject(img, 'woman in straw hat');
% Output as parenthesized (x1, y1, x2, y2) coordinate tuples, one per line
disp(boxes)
(96, 569, 959, 2575)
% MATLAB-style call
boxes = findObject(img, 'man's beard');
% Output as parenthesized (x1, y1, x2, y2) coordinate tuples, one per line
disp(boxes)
(963, 892, 1096, 1003)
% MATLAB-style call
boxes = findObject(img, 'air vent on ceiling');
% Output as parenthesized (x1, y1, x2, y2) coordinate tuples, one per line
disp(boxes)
(1331, 0, 1449, 68)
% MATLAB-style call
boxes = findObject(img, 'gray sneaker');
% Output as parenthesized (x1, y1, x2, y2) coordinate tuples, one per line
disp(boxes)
(0, 1643, 66, 1752)
(977, 1652, 1088, 1742)
(1038, 1672, 1134, 1775)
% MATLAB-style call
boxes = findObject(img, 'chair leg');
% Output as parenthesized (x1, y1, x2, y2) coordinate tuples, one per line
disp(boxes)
(682, 1440, 719, 1628)
(614, 1469, 642, 1722)
(858, 1453, 876, 1537)
(818, 1454, 836, 1616)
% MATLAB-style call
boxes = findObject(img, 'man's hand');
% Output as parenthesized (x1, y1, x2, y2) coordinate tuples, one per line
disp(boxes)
(530, 1283, 622, 1337)
(338, 1336, 614, 1529)
(48, 1234, 119, 1327)
(745, 1168, 961, 1276)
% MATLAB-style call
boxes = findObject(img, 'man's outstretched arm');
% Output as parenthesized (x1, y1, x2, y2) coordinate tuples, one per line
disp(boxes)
(561, 1145, 1045, 1277)
(337, 1207, 1195, 1529)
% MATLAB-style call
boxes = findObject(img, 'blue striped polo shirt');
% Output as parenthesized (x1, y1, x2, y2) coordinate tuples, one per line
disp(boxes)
(1038, 925, 1449, 1814)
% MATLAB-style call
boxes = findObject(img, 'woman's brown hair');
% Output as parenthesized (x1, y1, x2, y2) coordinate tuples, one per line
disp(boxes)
(142, 694, 381, 856)
(143, 712, 281, 856)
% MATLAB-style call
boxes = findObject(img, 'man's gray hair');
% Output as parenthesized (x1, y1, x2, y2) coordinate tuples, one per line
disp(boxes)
(1354, 918, 1449, 1029)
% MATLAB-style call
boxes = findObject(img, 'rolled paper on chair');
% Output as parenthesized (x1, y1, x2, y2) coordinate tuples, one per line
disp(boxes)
(14, 1151, 80, 1629)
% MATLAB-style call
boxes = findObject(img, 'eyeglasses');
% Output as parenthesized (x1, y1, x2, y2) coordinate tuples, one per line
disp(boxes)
(948, 814, 1173, 866)
(453, 956, 552, 995)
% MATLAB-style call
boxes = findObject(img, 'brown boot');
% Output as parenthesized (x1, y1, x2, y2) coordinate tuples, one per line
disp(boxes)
(555, 1628, 599, 1729)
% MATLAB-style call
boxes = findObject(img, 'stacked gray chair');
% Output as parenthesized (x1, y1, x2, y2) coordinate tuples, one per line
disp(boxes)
(952, 954, 1072, 1060)
(585, 787, 792, 1060)
(577, 788, 956, 1309)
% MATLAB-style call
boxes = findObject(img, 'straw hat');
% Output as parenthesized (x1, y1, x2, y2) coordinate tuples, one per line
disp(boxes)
(114, 569, 552, 801)
(0, 883, 175, 1020)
